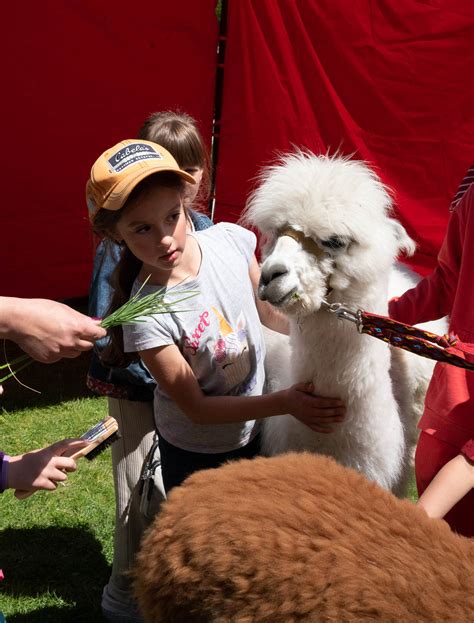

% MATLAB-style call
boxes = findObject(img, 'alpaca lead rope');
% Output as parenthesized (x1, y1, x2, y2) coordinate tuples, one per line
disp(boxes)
(321, 301, 363, 332)
(321, 300, 474, 372)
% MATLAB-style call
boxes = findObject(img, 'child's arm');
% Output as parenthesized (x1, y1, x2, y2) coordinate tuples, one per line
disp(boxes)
(2, 439, 87, 499)
(140, 344, 345, 433)
(249, 255, 290, 335)
(416, 452, 474, 519)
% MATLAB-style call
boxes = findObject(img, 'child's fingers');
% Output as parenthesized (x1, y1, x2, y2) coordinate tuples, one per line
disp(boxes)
(313, 407, 346, 417)
(42, 479, 60, 490)
(292, 383, 345, 407)
(310, 400, 345, 411)
(307, 423, 336, 434)
(49, 468, 69, 482)
(292, 382, 315, 393)
(310, 417, 344, 431)
(75, 338, 104, 352)
(81, 322, 107, 340)
(14, 467, 74, 499)
(305, 415, 345, 433)
(53, 457, 78, 473)
(314, 414, 345, 423)
(50, 438, 88, 457)
(303, 397, 345, 414)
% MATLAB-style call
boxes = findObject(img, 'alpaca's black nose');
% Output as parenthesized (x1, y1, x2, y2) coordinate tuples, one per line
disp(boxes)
(260, 268, 288, 287)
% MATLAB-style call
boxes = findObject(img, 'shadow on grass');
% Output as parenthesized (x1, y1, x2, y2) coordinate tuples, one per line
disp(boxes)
(1, 349, 96, 412)
(0, 526, 110, 622)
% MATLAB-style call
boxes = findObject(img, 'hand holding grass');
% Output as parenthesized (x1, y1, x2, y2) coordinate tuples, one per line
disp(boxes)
(0, 281, 197, 385)
(0, 296, 106, 364)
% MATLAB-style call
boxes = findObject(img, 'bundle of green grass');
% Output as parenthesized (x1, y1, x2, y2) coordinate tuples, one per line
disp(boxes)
(133, 453, 474, 622)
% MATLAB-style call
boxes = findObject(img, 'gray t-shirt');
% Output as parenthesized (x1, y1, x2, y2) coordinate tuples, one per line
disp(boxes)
(123, 223, 266, 453)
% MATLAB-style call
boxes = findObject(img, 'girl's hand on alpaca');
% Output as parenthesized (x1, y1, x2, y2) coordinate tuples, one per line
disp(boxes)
(284, 383, 346, 433)
(7, 439, 87, 498)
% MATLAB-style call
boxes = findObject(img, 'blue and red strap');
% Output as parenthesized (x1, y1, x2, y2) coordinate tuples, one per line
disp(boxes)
(359, 311, 474, 371)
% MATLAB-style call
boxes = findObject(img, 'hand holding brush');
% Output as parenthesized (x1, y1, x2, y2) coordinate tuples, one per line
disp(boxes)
(4, 439, 88, 499)
(10, 416, 120, 499)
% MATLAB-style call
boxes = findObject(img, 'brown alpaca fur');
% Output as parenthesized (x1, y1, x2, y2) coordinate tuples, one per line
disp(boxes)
(134, 453, 474, 622)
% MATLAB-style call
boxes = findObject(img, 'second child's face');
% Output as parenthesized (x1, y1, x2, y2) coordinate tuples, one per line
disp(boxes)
(115, 185, 188, 281)
(182, 166, 203, 208)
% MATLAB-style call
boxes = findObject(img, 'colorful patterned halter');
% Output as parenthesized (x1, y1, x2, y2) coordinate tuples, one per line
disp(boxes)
(322, 301, 474, 372)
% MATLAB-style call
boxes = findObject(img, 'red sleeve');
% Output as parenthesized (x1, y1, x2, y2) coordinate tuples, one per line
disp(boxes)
(461, 439, 474, 462)
(389, 198, 466, 326)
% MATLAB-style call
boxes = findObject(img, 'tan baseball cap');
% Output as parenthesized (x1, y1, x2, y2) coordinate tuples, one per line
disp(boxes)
(86, 139, 196, 221)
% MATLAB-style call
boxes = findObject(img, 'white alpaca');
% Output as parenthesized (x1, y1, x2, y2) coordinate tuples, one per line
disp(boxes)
(244, 152, 443, 493)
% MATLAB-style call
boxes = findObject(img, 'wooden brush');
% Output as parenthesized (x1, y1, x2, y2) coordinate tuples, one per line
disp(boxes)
(71, 415, 120, 460)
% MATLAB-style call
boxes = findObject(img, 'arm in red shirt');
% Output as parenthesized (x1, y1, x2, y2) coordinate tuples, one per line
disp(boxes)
(461, 439, 474, 461)
(389, 189, 469, 326)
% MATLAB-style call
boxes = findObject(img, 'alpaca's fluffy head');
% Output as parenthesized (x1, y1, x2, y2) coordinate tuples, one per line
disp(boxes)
(243, 152, 415, 315)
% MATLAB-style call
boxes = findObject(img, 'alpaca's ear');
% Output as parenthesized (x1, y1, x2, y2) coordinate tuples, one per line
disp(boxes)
(390, 219, 416, 257)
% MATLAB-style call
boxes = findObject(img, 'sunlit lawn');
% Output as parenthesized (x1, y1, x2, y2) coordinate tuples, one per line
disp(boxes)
(0, 396, 112, 622)
(0, 348, 418, 622)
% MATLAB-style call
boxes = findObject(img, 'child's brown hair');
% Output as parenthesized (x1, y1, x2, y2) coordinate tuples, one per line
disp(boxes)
(138, 111, 210, 212)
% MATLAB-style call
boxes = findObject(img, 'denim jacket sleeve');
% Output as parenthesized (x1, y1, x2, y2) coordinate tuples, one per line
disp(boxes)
(88, 239, 121, 320)
(87, 212, 213, 400)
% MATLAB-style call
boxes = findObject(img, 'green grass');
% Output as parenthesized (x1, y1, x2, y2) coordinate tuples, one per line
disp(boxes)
(0, 351, 419, 622)
(407, 470, 418, 502)
(0, 396, 113, 622)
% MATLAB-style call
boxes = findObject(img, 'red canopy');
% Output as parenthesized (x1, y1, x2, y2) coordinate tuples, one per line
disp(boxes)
(1, 1, 473, 298)
(1, 1, 217, 298)
(215, 0, 474, 275)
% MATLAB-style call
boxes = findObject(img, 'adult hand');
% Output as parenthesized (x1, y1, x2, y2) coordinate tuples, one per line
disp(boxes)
(8, 438, 88, 499)
(284, 382, 346, 433)
(0, 297, 106, 363)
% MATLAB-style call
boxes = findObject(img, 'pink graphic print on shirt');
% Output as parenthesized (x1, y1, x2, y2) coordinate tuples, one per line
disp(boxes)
(211, 307, 251, 390)
(183, 311, 211, 355)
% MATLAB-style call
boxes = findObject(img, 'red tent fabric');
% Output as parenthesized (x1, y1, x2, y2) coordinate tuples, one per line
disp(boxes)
(214, 0, 474, 275)
(1, 1, 217, 299)
(2, 1, 474, 299)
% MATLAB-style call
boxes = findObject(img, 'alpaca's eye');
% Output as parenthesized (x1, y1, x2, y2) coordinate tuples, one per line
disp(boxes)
(320, 236, 347, 250)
